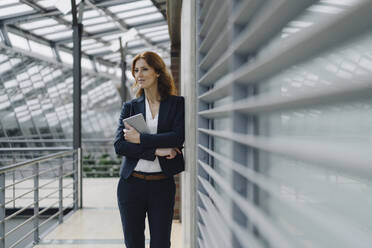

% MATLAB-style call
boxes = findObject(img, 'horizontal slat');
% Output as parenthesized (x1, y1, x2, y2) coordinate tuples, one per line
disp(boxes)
(198, 75, 372, 116)
(198, 49, 229, 86)
(198, 76, 231, 102)
(198, 159, 296, 248)
(199, 0, 264, 69)
(197, 222, 215, 248)
(198, 0, 315, 86)
(198, 144, 372, 247)
(198, 181, 230, 218)
(197, 211, 218, 246)
(198, 128, 372, 179)
(198, 177, 265, 248)
(236, 80, 372, 114)
(234, 0, 317, 54)
(198, 104, 229, 118)
(197, 192, 230, 246)
(199, 1, 229, 54)
(199, 0, 222, 37)
(197, 238, 206, 248)
(232, 0, 263, 26)
(199, 0, 213, 24)
(235, 0, 372, 85)
(197, 192, 230, 236)
(197, 206, 227, 248)
(199, 29, 229, 70)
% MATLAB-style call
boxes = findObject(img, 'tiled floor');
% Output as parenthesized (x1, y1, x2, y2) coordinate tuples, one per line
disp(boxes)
(33, 178, 182, 248)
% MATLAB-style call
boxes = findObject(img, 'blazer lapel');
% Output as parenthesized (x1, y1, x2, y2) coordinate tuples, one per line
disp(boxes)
(157, 96, 171, 133)
(133, 94, 146, 119)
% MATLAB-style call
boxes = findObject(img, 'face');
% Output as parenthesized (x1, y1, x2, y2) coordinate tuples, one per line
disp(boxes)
(134, 59, 158, 90)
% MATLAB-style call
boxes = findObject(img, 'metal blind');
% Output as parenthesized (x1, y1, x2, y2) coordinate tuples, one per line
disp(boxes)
(196, 0, 372, 247)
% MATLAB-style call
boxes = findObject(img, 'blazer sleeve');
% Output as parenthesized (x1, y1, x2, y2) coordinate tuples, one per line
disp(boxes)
(140, 97, 185, 148)
(114, 102, 156, 161)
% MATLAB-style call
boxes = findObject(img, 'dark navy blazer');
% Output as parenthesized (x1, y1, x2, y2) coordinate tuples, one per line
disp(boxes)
(114, 94, 185, 179)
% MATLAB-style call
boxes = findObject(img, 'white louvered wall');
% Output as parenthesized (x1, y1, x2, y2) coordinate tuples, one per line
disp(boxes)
(195, 0, 372, 247)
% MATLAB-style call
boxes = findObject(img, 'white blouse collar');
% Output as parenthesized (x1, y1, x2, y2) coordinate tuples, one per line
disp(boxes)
(145, 97, 159, 120)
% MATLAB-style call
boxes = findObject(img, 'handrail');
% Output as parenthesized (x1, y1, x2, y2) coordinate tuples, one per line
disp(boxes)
(0, 150, 74, 174)
(0, 139, 113, 143)
(0, 147, 73, 152)
(0, 147, 79, 248)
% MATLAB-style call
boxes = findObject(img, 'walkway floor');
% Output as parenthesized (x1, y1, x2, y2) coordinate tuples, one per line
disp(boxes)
(33, 178, 182, 248)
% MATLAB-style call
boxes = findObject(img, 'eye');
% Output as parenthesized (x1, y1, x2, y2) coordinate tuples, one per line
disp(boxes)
(134, 69, 139, 73)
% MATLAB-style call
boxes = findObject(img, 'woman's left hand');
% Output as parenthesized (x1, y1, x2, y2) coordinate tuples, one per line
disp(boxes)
(123, 122, 140, 144)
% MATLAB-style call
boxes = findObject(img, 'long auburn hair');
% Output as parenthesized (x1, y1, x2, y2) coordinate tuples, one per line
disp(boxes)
(131, 51, 177, 99)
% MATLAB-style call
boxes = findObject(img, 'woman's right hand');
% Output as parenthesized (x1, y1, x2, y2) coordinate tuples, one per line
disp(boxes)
(155, 148, 182, 159)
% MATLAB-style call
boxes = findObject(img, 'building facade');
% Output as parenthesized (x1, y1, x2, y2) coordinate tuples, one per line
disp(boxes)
(181, 0, 372, 247)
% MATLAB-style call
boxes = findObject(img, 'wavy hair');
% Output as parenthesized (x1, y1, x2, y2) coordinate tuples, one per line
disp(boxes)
(131, 51, 177, 99)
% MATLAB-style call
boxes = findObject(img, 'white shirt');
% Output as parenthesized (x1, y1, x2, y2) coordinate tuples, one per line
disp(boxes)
(134, 97, 162, 173)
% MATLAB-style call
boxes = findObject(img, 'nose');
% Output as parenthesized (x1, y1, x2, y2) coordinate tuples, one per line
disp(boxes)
(137, 70, 143, 76)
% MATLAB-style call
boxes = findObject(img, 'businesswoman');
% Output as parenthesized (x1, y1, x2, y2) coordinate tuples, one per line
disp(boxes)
(114, 51, 185, 248)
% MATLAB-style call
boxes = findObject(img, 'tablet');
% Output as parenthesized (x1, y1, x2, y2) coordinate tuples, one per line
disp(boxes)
(122, 113, 150, 134)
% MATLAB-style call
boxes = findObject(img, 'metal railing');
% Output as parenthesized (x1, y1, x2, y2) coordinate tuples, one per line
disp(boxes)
(0, 149, 78, 248)
(0, 139, 119, 178)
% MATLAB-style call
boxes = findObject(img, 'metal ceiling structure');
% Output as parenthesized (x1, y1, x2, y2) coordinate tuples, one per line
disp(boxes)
(0, 0, 170, 69)
(0, 0, 170, 143)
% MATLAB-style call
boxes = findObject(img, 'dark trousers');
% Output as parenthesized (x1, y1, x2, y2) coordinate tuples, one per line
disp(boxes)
(117, 175, 176, 248)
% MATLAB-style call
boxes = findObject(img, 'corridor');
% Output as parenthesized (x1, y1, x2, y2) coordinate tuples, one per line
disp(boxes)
(33, 178, 182, 248)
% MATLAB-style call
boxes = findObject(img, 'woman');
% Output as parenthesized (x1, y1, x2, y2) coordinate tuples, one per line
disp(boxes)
(114, 51, 185, 248)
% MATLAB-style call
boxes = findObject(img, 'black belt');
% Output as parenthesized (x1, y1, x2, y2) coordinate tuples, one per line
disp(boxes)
(131, 172, 168, 180)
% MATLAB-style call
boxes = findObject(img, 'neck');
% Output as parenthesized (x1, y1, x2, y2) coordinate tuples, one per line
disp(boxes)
(144, 87, 160, 103)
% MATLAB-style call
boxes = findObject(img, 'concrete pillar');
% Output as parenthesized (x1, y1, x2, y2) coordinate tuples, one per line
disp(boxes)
(170, 46, 181, 220)
(180, 0, 197, 247)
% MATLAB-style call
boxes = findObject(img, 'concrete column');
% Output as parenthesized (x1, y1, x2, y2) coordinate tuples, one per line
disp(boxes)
(180, 0, 197, 247)
(170, 45, 181, 220)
